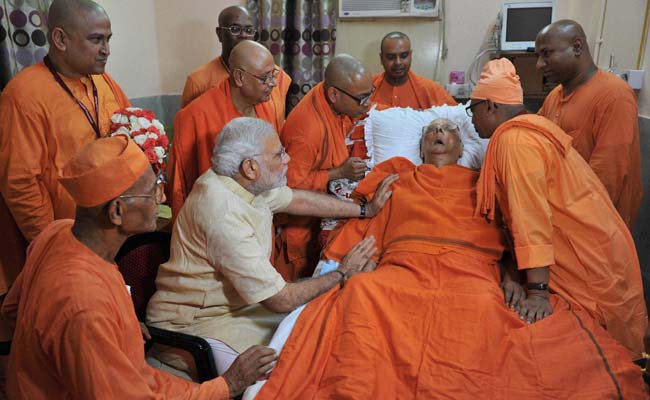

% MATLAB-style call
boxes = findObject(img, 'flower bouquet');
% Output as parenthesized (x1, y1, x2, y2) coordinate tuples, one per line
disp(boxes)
(109, 107, 169, 175)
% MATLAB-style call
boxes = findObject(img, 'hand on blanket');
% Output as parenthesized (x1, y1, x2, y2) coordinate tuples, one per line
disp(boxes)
(366, 174, 399, 217)
(222, 345, 277, 397)
(501, 280, 526, 311)
(338, 236, 378, 280)
(518, 293, 553, 324)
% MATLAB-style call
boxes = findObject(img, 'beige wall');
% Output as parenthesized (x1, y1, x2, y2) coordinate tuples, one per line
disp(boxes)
(638, 21, 650, 117)
(99, 0, 244, 98)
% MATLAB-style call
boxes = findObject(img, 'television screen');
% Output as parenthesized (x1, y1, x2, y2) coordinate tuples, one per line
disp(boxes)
(505, 7, 553, 42)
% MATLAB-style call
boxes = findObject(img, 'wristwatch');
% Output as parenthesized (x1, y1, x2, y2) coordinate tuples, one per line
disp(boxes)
(359, 203, 367, 217)
(527, 282, 549, 291)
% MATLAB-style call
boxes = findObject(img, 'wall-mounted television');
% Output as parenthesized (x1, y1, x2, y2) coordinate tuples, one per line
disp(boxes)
(500, 1, 555, 51)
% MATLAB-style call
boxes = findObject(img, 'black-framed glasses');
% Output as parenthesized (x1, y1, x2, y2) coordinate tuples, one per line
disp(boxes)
(118, 174, 166, 203)
(218, 24, 256, 37)
(238, 67, 280, 85)
(465, 100, 487, 117)
(333, 85, 375, 106)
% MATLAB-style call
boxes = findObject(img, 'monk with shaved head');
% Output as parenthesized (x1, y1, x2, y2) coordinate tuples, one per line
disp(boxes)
(180, 5, 291, 108)
(372, 31, 456, 109)
(169, 40, 290, 215)
(276, 54, 375, 279)
(536, 19, 641, 227)
(0, 0, 130, 309)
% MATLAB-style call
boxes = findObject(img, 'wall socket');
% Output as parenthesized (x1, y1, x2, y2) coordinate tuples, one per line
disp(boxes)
(608, 68, 644, 90)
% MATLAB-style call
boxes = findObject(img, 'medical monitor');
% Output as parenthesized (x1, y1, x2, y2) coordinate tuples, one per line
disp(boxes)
(500, 1, 555, 51)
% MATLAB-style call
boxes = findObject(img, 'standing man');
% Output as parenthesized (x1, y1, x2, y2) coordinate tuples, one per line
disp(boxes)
(2, 136, 277, 399)
(0, 0, 130, 302)
(470, 58, 646, 358)
(279, 54, 374, 280)
(180, 5, 290, 110)
(371, 32, 456, 109)
(169, 40, 290, 215)
(536, 19, 641, 227)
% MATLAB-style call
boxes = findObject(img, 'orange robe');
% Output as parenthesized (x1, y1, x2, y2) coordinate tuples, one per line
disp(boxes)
(1, 220, 229, 399)
(477, 114, 647, 358)
(181, 56, 230, 108)
(169, 75, 290, 216)
(257, 158, 646, 399)
(279, 82, 355, 279)
(0, 62, 130, 297)
(538, 69, 642, 227)
(371, 70, 457, 109)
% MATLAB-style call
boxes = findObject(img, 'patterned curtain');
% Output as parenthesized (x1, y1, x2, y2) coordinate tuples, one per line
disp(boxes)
(0, 0, 51, 90)
(247, 0, 337, 112)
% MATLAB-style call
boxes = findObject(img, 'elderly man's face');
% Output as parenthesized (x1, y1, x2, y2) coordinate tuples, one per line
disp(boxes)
(64, 9, 112, 75)
(250, 134, 289, 193)
(239, 54, 278, 104)
(380, 38, 412, 84)
(420, 119, 463, 166)
(118, 168, 162, 234)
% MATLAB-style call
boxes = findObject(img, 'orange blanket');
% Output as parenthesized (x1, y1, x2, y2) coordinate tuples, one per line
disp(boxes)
(256, 158, 647, 399)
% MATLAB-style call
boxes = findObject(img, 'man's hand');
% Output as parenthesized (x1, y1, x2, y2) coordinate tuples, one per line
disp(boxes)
(338, 236, 378, 279)
(365, 174, 399, 217)
(335, 157, 367, 181)
(222, 345, 277, 398)
(518, 292, 552, 324)
(139, 322, 151, 343)
(501, 280, 526, 310)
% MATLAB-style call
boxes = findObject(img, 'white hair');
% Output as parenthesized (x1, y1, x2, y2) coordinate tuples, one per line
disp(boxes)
(211, 117, 276, 177)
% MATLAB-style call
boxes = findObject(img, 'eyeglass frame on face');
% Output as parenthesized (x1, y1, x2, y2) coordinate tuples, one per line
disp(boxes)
(465, 100, 487, 117)
(332, 85, 375, 106)
(251, 146, 287, 161)
(237, 67, 281, 86)
(422, 122, 459, 135)
(118, 173, 166, 203)
(217, 24, 257, 37)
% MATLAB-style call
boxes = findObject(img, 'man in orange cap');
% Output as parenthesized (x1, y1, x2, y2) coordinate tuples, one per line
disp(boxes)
(536, 20, 641, 227)
(371, 32, 456, 109)
(469, 58, 646, 359)
(0, 0, 130, 306)
(169, 40, 290, 216)
(1, 135, 278, 399)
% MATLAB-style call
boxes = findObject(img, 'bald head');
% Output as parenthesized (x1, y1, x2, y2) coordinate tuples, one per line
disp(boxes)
(537, 19, 588, 49)
(219, 5, 250, 26)
(381, 31, 410, 53)
(324, 54, 369, 88)
(229, 40, 272, 71)
(48, 0, 107, 37)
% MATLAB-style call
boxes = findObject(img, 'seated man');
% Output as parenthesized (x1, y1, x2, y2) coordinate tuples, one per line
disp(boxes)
(251, 119, 647, 399)
(1, 136, 277, 400)
(146, 117, 396, 376)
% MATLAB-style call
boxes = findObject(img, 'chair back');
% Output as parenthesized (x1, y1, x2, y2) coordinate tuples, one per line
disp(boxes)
(115, 231, 171, 321)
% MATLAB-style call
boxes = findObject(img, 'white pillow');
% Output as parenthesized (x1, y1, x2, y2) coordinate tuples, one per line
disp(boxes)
(364, 103, 489, 170)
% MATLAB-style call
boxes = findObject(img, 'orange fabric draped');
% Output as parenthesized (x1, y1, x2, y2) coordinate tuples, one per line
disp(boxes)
(180, 56, 230, 108)
(1, 220, 229, 399)
(257, 158, 646, 400)
(371, 70, 457, 109)
(477, 114, 647, 358)
(168, 76, 290, 216)
(0, 62, 130, 297)
(278, 83, 354, 279)
(538, 70, 642, 227)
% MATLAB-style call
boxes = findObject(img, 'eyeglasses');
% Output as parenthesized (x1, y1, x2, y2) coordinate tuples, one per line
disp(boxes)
(465, 100, 487, 117)
(238, 67, 281, 86)
(422, 122, 459, 135)
(118, 174, 166, 204)
(252, 146, 287, 160)
(218, 24, 257, 37)
(333, 85, 375, 106)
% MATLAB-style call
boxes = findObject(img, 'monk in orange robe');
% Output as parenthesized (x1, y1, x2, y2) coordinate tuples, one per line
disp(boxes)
(255, 123, 646, 399)
(1, 135, 277, 399)
(0, 0, 130, 302)
(279, 54, 374, 280)
(472, 58, 646, 359)
(180, 5, 291, 110)
(169, 40, 290, 215)
(536, 20, 641, 227)
(371, 32, 457, 109)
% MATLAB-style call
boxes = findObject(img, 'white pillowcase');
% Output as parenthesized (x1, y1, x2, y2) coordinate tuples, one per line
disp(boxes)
(364, 103, 489, 170)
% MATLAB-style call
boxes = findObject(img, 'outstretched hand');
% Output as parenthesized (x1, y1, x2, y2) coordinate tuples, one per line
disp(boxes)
(366, 174, 399, 217)
(518, 293, 553, 324)
(222, 345, 277, 397)
(501, 280, 526, 310)
(338, 236, 378, 279)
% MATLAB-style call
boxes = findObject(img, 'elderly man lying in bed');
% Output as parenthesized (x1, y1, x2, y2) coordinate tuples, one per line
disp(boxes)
(246, 116, 646, 399)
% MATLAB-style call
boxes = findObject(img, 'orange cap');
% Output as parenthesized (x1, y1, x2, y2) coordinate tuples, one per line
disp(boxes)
(471, 58, 523, 104)
(59, 135, 150, 207)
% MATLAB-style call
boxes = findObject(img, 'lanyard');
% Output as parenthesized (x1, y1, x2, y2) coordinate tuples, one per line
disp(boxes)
(43, 56, 101, 138)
